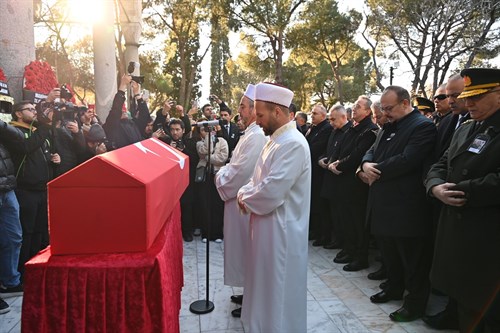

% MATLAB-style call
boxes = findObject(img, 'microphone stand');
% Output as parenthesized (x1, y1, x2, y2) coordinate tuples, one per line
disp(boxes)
(190, 124, 215, 314)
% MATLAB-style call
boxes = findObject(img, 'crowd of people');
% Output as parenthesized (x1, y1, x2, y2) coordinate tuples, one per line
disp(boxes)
(0, 67, 498, 333)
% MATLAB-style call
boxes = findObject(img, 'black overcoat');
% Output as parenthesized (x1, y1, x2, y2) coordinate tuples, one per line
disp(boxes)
(362, 110, 436, 237)
(425, 110, 500, 311)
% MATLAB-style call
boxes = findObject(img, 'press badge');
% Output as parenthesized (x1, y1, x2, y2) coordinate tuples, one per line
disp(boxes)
(467, 133, 489, 154)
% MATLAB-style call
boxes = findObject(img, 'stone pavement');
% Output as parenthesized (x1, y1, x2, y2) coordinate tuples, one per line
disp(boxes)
(1, 238, 458, 333)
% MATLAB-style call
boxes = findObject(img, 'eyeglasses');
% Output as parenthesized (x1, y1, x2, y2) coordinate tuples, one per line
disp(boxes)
(381, 101, 401, 113)
(433, 94, 447, 101)
(19, 107, 36, 113)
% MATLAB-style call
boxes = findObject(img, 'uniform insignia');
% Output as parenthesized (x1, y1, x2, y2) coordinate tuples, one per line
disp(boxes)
(463, 75, 472, 87)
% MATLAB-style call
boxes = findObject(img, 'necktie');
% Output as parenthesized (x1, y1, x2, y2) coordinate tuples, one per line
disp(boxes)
(455, 115, 465, 129)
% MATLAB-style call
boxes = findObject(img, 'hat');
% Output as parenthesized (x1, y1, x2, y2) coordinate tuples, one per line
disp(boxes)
(414, 96, 435, 113)
(87, 124, 106, 142)
(458, 68, 500, 98)
(243, 84, 255, 101)
(254, 82, 294, 108)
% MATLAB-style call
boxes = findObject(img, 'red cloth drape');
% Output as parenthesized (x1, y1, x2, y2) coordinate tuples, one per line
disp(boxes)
(22, 203, 183, 333)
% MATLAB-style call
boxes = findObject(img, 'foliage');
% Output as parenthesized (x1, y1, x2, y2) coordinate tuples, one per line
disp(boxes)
(365, 0, 499, 96)
(139, 51, 175, 112)
(35, 0, 95, 102)
(143, 0, 210, 110)
(209, 0, 232, 105)
(287, 0, 369, 104)
(225, 0, 307, 83)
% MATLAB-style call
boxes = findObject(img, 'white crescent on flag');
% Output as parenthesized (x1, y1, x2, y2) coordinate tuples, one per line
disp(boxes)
(149, 139, 186, 169)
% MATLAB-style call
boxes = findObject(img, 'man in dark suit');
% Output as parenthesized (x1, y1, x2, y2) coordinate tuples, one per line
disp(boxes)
(358, 86, 437, 322)
(432, 84, 451, 127)
(329, 96, 378, 271)
(163, 118, 199, 242)
(425, 68, 500, 333)
(433, 74, 471, 162)
(306, 103, 332, 245)
(295, 111, 310, 135)
(216, 107, 240, 160)
(319, 105, 352, 250)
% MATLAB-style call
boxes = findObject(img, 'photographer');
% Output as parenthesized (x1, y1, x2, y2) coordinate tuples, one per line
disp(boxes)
(164, 118, 199, 241)
(152, 100, 193, 140)
(211, 94, 240, 159)
(78, 106, 101, 137)
(195, 123, 228, 242)
(42, 88, 86, 177)
(79, 123, 108, 162)
(103, 74, 150, 149)
(4, 101, 59, 278)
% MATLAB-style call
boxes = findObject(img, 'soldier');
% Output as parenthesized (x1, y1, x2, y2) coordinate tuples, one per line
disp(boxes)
(425, 68, 500, 333)
(414, 96, 435, 119)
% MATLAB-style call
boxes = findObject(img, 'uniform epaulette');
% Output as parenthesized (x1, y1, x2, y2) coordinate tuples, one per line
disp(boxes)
(462, 119, 474, 125)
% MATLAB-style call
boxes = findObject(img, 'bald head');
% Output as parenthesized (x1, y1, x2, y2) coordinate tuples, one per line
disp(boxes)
(311, 103, 327, 125)
(328, 104, 348, 129)
(446, 73, 467, 115)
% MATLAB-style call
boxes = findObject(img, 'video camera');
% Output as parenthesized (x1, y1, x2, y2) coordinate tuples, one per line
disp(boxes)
(127, 62, 145, 84)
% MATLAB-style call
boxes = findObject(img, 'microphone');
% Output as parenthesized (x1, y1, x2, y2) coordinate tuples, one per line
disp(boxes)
(195, 119, 228, 127)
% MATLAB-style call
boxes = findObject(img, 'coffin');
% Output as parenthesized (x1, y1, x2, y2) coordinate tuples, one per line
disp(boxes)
(48, 138, 189, 255)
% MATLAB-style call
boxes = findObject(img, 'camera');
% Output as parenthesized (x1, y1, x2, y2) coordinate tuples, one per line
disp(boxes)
(45, 101, 86, 125)
(60, 84, 73, 100)
(209, 95, 216, 102)
(127, 61, 145, 84)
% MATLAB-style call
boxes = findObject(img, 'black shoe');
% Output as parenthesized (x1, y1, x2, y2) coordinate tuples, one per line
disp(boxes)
(323, 241, 341, 249)
(333, 254, 353, 264)
(379, 281, 388, 290)
(343, 260, 369, 272)
(312, 239, 326, 247)
(0, 283, 23, 298)
(231, 307, 242, 318)
(0, 298, 10, 314)
(367, 267, 387, 280)
(389, 306, 422, 322)
(183, 234, 194, 242)
(336, 249, 347, 258)
(422, 310, 459, 330)
(230, 294, 243, 305)
(370, 290, 403, 304)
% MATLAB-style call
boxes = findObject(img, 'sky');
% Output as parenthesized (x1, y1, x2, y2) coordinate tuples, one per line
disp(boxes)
(196, 0, 368, 103)
(36, 0, 498, 105)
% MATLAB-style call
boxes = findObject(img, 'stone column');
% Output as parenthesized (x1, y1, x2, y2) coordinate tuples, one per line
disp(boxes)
(92, 0, 117, 122)
(120, 0, 142, 73)
(0, 0, 35, 103)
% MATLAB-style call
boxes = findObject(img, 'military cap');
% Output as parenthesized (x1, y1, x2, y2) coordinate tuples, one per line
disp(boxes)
(414, 96, 435, 113)
(458, 68, 500, 98)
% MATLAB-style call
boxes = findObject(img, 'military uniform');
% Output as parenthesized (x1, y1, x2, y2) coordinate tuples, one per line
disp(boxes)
(426, 68, 500, 333)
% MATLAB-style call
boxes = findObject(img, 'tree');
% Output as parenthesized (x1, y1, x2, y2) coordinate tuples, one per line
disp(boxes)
(210, 0, 232, 103)
(287, 0, 367, 103)
(226, 36, 274, 103)
(139, 51, 175, 111)
(365, 0, 499, 96)
(35, 0, 95, 102)
(225, 0, 307, 83)
(144, 0, 210, 109)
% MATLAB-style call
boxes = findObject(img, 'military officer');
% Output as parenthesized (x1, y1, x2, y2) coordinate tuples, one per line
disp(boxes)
(425, 68, 500, 333)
